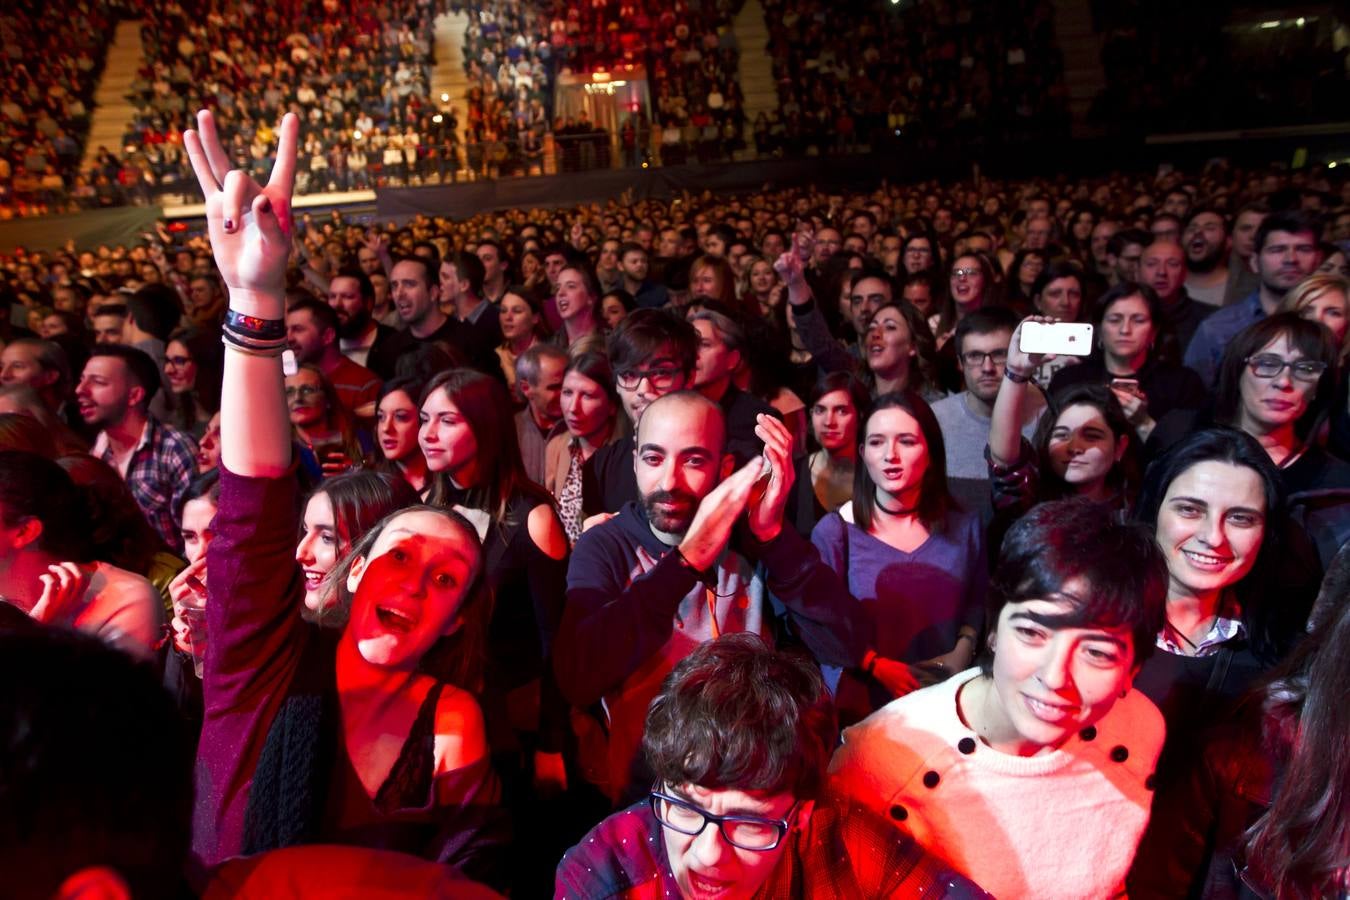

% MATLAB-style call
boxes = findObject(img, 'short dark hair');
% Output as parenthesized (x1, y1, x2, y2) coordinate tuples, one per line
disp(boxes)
(86, 344, 162, 405)
(608, 308, 698, 377)
(1255, 209, 1322, 254)
(1213, 312, 1336, 439)
(0, 627, 193, 900)
(1182, 205, 1228, 233)
(391, 254, 436, 287)
(330, 266, 374, 302)
(983, 497, 1168, 673)
(618, 241, 646, 262)
(643, 633, 836, 800)
(287, 296, 339, 337)
(445, 251, 486, 297)
(175, 468, 220, 521)
(0, 451, 88, 560)
(126, 283, 182, 342)
(1107, 228, 1151, 257)
(853, 391, 952, 533)
(953, 306, 1018, 357)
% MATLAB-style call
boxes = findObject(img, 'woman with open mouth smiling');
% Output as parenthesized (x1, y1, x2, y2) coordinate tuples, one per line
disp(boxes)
(184, 110, 508, 886)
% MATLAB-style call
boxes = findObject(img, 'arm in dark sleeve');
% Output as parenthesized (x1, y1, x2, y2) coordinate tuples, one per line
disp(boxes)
(791, 297, 856, 375)
(205, 466, 308, 715)
(745, 524, 865, 668)
(554, 531, 699, 707)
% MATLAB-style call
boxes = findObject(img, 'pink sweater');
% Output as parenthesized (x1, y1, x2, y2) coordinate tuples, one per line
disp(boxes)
(829, 668, 1164, 899)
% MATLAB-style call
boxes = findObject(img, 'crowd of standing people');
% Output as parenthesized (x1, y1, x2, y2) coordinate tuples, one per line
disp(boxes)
(2, 104, 1350, 898)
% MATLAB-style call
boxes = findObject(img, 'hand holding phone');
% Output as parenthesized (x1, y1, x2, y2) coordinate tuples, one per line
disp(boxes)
(1019, 322, 1094, 357)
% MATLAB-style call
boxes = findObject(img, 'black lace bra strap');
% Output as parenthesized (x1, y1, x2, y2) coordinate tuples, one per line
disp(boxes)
(373, 680, 446, 812)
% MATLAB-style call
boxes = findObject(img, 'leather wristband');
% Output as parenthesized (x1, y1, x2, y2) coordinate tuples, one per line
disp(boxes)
(1004, 367, 1033, 384)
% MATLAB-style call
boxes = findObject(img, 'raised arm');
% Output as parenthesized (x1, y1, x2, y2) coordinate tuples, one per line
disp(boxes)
(185, 110, 307, 701)
(988, 316, 1052, 467)
(184, 108, 297, 477)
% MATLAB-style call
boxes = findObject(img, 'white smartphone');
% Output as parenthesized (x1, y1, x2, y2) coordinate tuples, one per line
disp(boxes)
(1020, 322, 1094, 357)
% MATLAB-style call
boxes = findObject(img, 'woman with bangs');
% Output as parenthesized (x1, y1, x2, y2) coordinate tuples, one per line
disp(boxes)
(811, 392, 987, 724)
(417, 367, 574, 891)
(184, 110, 508, 886)
(831, 499, 1169, 900)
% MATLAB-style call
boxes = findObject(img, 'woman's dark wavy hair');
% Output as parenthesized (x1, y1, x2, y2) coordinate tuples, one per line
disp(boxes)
(853, 391, 953, 534)
(1032, 382, 1140, 502)
(806, 371, 872, 453)
(421, 368, 553, 521)
(1132, 428, 1299, 662)
(1242, 573, 1350, 899)
(327, 504, 491, 691)
(1213, 312, 1337, 444)
(981, 497, 1168, 675)
(643, 633, 837, 800)
(864, 300, 943, 398)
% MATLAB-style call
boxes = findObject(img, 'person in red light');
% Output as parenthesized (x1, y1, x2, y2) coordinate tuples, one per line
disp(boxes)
(182, 110, 508, 888)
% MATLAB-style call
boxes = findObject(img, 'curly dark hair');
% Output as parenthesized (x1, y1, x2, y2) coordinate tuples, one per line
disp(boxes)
(643, 634, 837, 800)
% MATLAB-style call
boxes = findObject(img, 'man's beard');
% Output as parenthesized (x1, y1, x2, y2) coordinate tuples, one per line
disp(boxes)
(642, 488, 698, 535)
(1187, 245, 1224, 274)
(337, 309, 371, 339)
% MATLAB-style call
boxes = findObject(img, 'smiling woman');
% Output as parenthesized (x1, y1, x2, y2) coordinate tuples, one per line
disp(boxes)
(184, 109, 510, 886)
(1129, 428, 1320, 876)
(829, 498, 1168, 900)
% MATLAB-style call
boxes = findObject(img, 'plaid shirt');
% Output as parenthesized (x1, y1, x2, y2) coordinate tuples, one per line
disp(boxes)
(92, 415, 197, 553)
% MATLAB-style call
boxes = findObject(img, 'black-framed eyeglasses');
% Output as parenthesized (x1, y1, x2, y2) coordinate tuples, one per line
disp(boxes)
(616, 366, 681, 391)
(649, 789, 797, 852)
(285, 385, 322, 399)
(1244, 354, 1327, 383)
(960, 349, 1007, 368)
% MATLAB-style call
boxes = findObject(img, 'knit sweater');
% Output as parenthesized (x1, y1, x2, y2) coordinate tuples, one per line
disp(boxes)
(829, 667, 1165, 900)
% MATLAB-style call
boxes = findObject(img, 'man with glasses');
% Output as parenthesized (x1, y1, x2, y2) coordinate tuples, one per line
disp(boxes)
(581, 310, 699, 516)
(556, 634, 986, 898)
(931, 308, 1042, 518)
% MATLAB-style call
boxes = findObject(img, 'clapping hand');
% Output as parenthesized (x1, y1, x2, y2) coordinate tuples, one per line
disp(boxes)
(746, 414, 795, 543)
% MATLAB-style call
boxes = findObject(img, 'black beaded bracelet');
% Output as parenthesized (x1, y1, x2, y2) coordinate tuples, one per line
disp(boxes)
(226, 309, 286, 341)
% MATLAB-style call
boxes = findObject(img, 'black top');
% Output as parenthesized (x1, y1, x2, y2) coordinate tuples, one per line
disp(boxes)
(1159, 290, 1216, 362)
(1047, 356, 1208, 424)
(380, 317, 506, 382)
(363, 323, 405, 382)
(717, 384, 780, 467)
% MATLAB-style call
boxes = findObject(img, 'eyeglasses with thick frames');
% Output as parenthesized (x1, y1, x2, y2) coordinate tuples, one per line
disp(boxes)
(960, 349, 1008, 368)
(1244, 354, 1327, 383)
(649, 789, 798, 851)
(616, 366, 681, 391)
